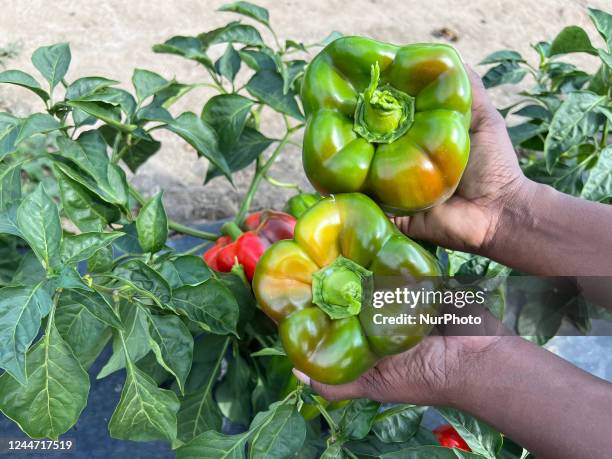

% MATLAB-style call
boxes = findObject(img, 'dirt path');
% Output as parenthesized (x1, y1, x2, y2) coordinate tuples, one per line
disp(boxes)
(0, 0, 606, 220)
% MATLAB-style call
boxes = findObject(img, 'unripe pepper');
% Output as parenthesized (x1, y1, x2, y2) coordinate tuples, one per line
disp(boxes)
(301, 37, 472, 214)
(253, 193, 441, 385)
(433, 424, 471, 452)
(204, 210, 296, 280)
(284, 192, 321, 218)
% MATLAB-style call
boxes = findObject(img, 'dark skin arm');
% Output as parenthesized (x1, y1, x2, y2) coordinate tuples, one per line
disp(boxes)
(293, 69, 612, 459)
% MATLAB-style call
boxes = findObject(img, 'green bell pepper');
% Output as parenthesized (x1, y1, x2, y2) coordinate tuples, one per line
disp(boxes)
(253, 193, 441, 385)
(284, 192, 321, 218)
(301, 37, 472, 214)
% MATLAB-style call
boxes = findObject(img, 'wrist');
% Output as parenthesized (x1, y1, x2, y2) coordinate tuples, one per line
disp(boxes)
(478, 177, 543, 261)
(439, 336, 506, 409)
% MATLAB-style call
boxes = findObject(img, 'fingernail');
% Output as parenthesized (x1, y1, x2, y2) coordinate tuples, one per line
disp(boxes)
(292, 369, 310, 385)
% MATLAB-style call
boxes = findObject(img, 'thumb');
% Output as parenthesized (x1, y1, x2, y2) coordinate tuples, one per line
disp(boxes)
(292, 369, 367, 401)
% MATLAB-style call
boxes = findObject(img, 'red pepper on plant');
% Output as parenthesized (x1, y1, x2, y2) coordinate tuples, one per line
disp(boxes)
(433, 424, 471, 452)
(204, 210, 296, 281)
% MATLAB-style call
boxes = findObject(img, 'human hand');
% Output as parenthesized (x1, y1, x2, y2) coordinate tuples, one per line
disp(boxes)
(293, 335, 502, 406)
(393, 68, 531, 253)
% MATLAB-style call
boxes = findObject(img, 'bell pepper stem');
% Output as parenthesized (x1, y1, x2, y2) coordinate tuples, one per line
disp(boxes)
(353, 63, 415, 144)
(312, 256, 373, 320)
(221, 221, 243, 240)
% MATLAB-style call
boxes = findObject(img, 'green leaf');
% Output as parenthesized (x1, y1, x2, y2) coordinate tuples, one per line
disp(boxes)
(177, 335, 228, 442)
(66, 100, 136, 132)
(0, 160, 23, 210)
(251, 346, 286, 357)
(337, 399, 381, 440)
(109, 363, 179, 442)
(87, 245, 114, 273)
(285, 40, 307, 52)
(73, 87, 137, 117)
(16, 185, 62, 271)
(479, 50, 524, 65)
(0, 284, 52, 384)
(97, 304, 150, 378)
(437, 408, 502, 458)
(218, 1, 270, 26)
(164, 112, 231, 180)
(581, 145, 612, 202)
(239, 49, 277, 71)
(146, 313, 194, 394)
(589, 8, 612, 48)
(206, 126, 272, 182)
(15, 113, 61, 144)
(11, 251, 45, 285)
(513, 104, 550, 121)
(201, 94, 254, 152)
(125, 135, 162, 171)
(55, 299, 111, 369)
(65, 76, 119, 100)
(550, 26, 597, 56)
(178, 391, 223, 443)
(54, 165, 120, 231)
(153, 36, 213, 69)
(544, 91, 605, 171)
(0, 69, 49, 101)
(172, 280, 240, 335)
(246, 70, 304, 120)
(113, 258, 172, 304)
(0, 113, 60, 159)
(0, 203, 21, 237)
(61, 231, 123, 264)
(0, 322, 89, 439)
(60, 288, 122, 329)
(159, 255, 213, 289)
(177, 430, 248, 459)
(136, 191, 168, 253)
(0, 114, 20, 160)
(379, 445, 487, 458)
(598, 48, 612, 70)
(215, 44, 241, 82)
(283, 59, 307, 94)
(507, 122, 547, 147)
(372, 405, 426, 443)
(132, 68, 170, 102)
(137, 105, 174, 123)
(249, 403, 307, 459)
(481, 62, 527, 88)
(216, 351, 252, 424)
(31, 43, 71, 92)
(56, 130, 129, 206)
(199, 21, 264, 49)
(113, 222, 143, 253)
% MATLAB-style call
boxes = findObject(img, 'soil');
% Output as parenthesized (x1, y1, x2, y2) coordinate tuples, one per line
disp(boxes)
(0, 0, 607, 221)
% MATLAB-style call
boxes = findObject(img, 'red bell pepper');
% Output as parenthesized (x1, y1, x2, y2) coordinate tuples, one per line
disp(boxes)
(204, 211, 296, 280)
(433, 424, 471, 452)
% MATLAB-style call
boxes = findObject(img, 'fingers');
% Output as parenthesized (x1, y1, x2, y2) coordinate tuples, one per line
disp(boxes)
(465, 65, 504, 132)
(292, 369, 366, 401)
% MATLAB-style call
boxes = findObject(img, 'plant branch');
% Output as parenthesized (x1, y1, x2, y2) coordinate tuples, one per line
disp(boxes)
(233, 126, 300, 225)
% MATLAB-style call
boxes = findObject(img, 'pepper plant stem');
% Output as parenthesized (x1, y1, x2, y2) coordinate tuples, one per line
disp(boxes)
(233, 125, 302, 225)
